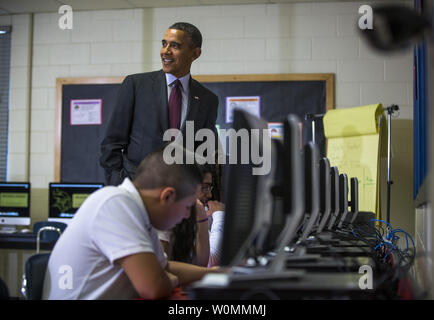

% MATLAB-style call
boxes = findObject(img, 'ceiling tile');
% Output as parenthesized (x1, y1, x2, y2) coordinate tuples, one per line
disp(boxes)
(200, 0, 267, 5)
(60, 0, 134, 11)
(0, 0, 375, 14)
(0, 0, 61, 13)
(127, 0, 201, 8)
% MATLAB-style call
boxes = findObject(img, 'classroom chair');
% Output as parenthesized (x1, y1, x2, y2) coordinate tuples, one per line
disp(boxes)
(21, 253, 50, 300)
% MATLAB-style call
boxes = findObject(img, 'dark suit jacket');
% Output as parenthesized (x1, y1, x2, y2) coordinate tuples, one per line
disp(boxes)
(100, 70, 219, 185)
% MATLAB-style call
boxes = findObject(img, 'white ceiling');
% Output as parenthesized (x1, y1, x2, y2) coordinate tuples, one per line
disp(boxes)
(0, 0, 380, 15)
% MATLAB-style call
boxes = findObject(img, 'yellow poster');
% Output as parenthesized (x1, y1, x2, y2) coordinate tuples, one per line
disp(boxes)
(324, 104, 383, 217)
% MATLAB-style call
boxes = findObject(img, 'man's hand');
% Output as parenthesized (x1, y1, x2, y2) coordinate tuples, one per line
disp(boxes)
(207, 200, 225, 217)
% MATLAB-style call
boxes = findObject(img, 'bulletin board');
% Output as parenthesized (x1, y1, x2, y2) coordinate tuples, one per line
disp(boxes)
(55, 73, 334, 183)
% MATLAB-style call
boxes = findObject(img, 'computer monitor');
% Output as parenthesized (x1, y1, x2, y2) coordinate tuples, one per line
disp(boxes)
(299, 142, 320, 242)
(337, 173, 349, 229)
(258, 115, 307, 261)
(48, 182, 104, 224)
(316, 158, 331, 234)
(210, 111, 306, 283)
(260, 141, 287, 254)
(327, 166, 340, 230)
(349, 177, 359, 224)
(219, 109, 276, 267)
(266, 114, 306, 273)
(0, 182, 31, 232)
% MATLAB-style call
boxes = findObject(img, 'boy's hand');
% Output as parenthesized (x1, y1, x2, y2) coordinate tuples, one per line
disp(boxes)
(165, 271, 179, 289)
(207, 201, 225, 216)
(209, 266, 230, 273)
(196, 199, 208, 220)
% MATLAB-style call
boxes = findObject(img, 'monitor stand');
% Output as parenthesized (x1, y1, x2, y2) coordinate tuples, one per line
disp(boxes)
(284, 245, 323, 262)
(198, 266, 305, 288)
(0, 225, 17, 233)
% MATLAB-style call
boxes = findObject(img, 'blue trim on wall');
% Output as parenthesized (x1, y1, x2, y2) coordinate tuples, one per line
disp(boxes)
(413, 0, 428, 199)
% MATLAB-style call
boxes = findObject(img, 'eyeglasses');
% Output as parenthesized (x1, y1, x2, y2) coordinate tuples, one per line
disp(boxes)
(201, 184, 213, 192)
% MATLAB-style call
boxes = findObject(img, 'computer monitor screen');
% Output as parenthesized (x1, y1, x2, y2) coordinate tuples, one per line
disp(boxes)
(0, 182, 31, 227)
(327, 166, 340, 230)
(337, 173, 349, 229)
(316, 158, 331, 234)
(261, 115, 305, 255)
(49, 183, 103, 223)
(260, 141, 286, 253)
(219, 109, 274, 267)
(350, 177, 359, 224)
(300, 142, 320, 241)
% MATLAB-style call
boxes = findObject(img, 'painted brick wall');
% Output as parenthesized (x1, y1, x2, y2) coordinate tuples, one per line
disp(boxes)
(4, 1, 413, 221)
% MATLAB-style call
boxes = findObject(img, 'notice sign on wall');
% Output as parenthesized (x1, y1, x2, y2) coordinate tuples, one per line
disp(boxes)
(268, 122, 284, 140)
(225, 96, 260, 123)
(70, 99, 102, 125)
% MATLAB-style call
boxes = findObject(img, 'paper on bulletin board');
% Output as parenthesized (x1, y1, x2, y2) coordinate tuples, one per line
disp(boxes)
(268, 122, 284, 140)
(324, 104, 383, 216)
(70, 99, 102, 125)
(225, 96, 260, 123)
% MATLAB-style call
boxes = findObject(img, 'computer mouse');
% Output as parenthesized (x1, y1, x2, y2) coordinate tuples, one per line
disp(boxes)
(20, 228, 32, 233)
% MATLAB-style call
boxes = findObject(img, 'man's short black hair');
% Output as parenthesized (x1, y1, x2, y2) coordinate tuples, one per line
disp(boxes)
(169, 22, 202, 48)
(133, 145, 203, 201)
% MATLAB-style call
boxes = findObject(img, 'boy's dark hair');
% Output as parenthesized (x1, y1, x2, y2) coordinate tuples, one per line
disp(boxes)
(169, 22, 202, 48)
(198, 163, 215, 176)
(133, 145, 202, 201)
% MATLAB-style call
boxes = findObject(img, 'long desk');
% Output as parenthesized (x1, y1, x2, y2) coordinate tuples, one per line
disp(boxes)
(188, 272, 375, 300)
(0, 233, 56, 251)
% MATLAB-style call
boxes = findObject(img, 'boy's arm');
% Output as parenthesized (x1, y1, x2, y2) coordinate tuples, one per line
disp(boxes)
(166, 260, 215, 286)
(194, 200, 210, 266)
(207, 201, 225, 267)
(116, 252, 175, 299)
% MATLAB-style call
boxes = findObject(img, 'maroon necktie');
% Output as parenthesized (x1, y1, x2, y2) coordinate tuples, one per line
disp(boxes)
(168, 79, 182, 129)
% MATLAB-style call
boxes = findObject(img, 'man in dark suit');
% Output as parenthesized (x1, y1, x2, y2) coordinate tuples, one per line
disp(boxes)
(100, 22, 219, 186)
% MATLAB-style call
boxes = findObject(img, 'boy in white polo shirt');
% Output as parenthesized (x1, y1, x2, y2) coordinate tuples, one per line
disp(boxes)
(42, 146, 214, 300)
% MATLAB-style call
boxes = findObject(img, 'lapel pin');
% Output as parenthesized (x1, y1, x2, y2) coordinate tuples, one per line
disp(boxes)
(194, 96, 199, 100)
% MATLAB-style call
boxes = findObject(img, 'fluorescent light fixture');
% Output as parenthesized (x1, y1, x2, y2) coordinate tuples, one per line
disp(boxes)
(0, 30, 7, 34)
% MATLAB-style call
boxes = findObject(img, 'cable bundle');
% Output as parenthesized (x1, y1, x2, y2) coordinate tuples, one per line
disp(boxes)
(350, 219, 417, 298)
(366, 219, 415, 267)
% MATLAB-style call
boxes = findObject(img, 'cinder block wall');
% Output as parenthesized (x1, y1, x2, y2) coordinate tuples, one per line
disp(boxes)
(1, 0, 416, 299)
(4, 1, 413, 225)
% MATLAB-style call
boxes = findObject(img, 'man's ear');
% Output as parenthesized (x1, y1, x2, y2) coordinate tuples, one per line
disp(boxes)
(191, 47, 201, 62)
(160, 187, 176, 205)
